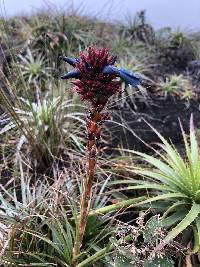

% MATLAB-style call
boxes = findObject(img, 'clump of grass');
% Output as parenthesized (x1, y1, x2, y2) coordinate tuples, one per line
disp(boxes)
(15, 48, 51, 86)
(0, 156, 117, 266)
(158, 74, 197, 100)
(0, 90, 85, 169)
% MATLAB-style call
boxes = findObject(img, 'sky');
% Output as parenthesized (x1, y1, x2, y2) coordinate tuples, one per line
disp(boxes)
(1, 0, 200, 30)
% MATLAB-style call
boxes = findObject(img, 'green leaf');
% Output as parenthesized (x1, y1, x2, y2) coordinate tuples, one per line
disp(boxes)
(128, 168, 187, 193)
(162, 201, 187, 219)
(156, 202, 200, 250)
(76, 245, 112, 267)
(89, 196, 146, 216)
(143, 216, 161, 244)
(113, 255, 133, 267)
(135, 192, 187, 207)
(144, 256, 174, 267)
(161, 210, 187, 228)
(193, 216, 200, 253)
(189, 114, 198, 167)
(127, 183, 172, 191)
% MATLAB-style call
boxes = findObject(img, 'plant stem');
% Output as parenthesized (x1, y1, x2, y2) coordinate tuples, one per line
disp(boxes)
(72, 108, 102, 266)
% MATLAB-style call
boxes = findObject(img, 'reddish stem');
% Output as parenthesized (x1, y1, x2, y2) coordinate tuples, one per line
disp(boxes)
(72, 108, 102, 266)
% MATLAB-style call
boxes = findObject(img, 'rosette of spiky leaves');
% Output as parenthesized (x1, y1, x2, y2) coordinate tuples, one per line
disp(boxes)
(108, 115, 200, 252)
(17, 48, 51, 86)
(158, 74, 196, 100)
(0, 96, 85, 168)
(61, 47, 140, 108)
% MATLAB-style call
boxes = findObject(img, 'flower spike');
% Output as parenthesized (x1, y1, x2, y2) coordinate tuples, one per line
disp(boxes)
(60, 48, 142, 264)
(60, 46, 141, 108)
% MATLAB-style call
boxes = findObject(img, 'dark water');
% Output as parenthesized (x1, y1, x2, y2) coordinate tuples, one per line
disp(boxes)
(1, 0, 200, 30)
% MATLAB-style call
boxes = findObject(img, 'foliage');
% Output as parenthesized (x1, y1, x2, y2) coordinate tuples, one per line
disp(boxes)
(0, 160, 115, 266)
(111, 116, 200, 252)
(1, 6, 200, 267)
(0, 92, 85, 168)
(158, 74, 197, 100)
(111, 215, 175, 267)
(16, 48, 51, 86)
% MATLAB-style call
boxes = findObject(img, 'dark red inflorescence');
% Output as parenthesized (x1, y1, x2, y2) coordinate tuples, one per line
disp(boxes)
(72, 47, 120, 108)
